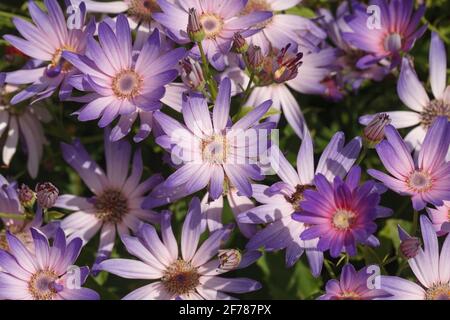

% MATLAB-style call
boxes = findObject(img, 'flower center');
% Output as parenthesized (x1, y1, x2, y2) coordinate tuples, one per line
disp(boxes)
(383, 33, 402, 52)
(199, 14, 224, 39)
(337, 291, 362, 300)
(286, 184, 315, 211)
(112, 70, 143, 99)
(241, 0, 273, 28)
(162, 259, 200, 296)
(202, 134, 228, 164)
(46, 46, 75, 77)
(126, 0, 160, 24)
(332, 209, 356, 230)
(420, 99, 450, 128)
(28, 270, 58, 300)
(407, 170, 433, 192)
(426, 283, 450, 300)
(94, 189, 129, 223)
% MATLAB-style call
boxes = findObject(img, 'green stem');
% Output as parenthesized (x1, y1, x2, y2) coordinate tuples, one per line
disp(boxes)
(323, 259, 336, 278)
(242, 72, 255, 103)
(411, 210, 419, 236)
(422, 17, 450, 44)
(0, 212, 27, 220)
(356, 145, 368, 165)
(197, 41, 217, 100)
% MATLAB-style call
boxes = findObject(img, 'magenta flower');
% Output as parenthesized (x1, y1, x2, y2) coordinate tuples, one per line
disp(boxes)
(0, 228, 99, 300)
(294, 166, 391, 258)
(98, 198, 261, 300)
(3, 0, 95, 103)
(380, 215, 450, 300)
(62, 15, 186, 142)
(343, 0, 427, 69)
(426, 201, 450, 237)
(368, 117, 450, 211)
(151, 78, 273, 201)
(153, 0, 272, 70)
(360, 33, 449, 155)
(319, 264, 390, 300)
(54, 129, 163, 267)
(238, 130, 365, 274)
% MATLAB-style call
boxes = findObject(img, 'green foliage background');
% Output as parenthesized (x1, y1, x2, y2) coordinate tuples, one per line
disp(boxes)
(0, 0, 449, 299)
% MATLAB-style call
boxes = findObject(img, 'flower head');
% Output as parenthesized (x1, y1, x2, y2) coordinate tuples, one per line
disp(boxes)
(62, 15, 186, 142)
(3, 0, 94, 103)
(380, 215, 450, 300)
(54, 129, 163, 267)
(0, 228, 99, 300)
(98, 198, 261, 299)
(368, 117, 450, 211)
(426, 201, 450, 236)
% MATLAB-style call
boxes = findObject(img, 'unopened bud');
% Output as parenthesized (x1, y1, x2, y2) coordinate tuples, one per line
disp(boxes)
(218, 249, 242, 270)
(17, 184, 35, 208)
(246, 45, 264, 72)
(180, 57, 206, 91)
(187, 8, 205, 42)
(273, 44, 303, 83)
(232, 33, 248, 54)
(363, 113, 391, 148)
(35, 182, 59, 209)
(400, 237, 420, 259)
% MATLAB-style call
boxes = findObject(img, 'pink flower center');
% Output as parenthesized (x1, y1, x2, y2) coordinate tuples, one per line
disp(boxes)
(426, 283, 450, 300)
(421, 99, 450, 128)
(199, 14, 224, 39)
(202, 134, 228, 164)
(28, 270, 58, 300)
(94, 189, 129, 223)
(162, 259, 200, 296)
(407, 171, 432, 192)
(112, 70, 143, 99)
(383, 33, 402, 52)
(336, 291, 362, 300)
(332, 209, 356, 230)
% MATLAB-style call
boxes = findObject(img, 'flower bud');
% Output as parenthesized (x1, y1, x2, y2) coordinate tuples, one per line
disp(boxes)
(246, 45, 264, 73)
(187, 8, 205, 42)
(400, 237, 420, 259)
(180, 57, 206, 91)
(35, 182, 59, 209)
(232, 32, 248, 54)
(17, 184, 35, 208)
(218, 249, 242, 270)
(273, 44, 303, 83)
(363, 113, 391, 148)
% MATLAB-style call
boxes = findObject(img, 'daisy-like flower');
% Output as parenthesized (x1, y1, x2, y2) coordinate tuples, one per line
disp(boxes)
(0, 228, 99, 300)
(83, 0, 167, 31)
(0, 176, 58, 252)
(0, 74, 51, 178)
(380, 215, 450, 300)
(426, 201, 450, 236)
(360, 33, 450, 155)
(152, 78, 273, 200)
(242, 0, 326, 54)
(62, 15, 186, 142)
(342, 0, 426, 69)
(98, 198, 262, 300)
(227, 46, 338, 139)
(368, 117, 450, 211)
(318, 264, 390, 300)
(3, 0, 95, 103)
(294, 166, 391, 258)
(54, 129, 163, 267)
(153, 0, 272, 70)
(238, 130, 364, 274)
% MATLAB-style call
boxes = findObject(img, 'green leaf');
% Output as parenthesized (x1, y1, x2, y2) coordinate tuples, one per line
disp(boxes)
(284, 6, 316, 18)
(379, 219, 413, 251)
(45, 210, 65, 221)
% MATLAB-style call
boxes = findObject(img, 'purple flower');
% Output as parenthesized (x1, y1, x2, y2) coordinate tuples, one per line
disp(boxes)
(54, 129, 163, 267)
(380, 215, 450, 300)
(0, 228, 99, 300)
(0, 73, 52, 179)
(368, 117, 450, 211)
(343, 0, 426, 69)
(150, 78, 272, 201)
(98, 198, 261, 300)
(238, 130, 363, 274)
(153, 0, 272, 70)
(294, 166, 390, 258)
(426, 201, 450, 236)
(360, 33, 449, 155)
(62, 15, 186, 142)
(3, 0, 95, 103)
(242, 0, 326, 54)
(319, 264, 390, 300)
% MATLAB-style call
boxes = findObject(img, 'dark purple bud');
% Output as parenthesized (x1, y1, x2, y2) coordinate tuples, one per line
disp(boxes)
(400, 237, 420, 259)
(180, 57, 206, 91)
(187, 8, 205, 42)
(35, 182, 59, 209)
(363, 113, 391, 148)
(246, 45, 264, 72)
(17, 184, 35, 207)
(232, 32, 248, 54)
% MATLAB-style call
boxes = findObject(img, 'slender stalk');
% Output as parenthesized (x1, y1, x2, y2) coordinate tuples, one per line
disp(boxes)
(197, 41, 217, 99)
(0, 212, 27, 220)
(356, 145, 368, 165)
(323, 259, 336, 278)
(242, 72, 255, 103)
(411, 210, 419, 236)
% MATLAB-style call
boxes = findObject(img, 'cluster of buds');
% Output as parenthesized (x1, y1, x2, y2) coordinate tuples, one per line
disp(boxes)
(363, 113, 391, 148)
(399, 237, 421, 259)
(218, 249, 242, 270)
(35, 182, 59, 209)
(180, 57, 206, 92)
(246, 45, 264, 73)
(187, 8, 205, 42)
